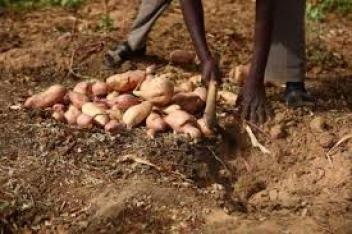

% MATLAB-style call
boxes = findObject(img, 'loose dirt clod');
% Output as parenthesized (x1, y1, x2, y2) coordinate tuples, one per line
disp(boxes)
(310, 117, 327, 133)
(319, 133, 335, 148)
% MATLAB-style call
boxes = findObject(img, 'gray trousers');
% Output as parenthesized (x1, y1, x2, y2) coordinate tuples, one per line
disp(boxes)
(127, 0, 305, 83)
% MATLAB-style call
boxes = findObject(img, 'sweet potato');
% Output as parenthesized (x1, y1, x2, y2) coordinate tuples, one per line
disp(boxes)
(76, 113, 93, 129)
(193, 87, 207, 102)
(24, 84, 67, 108)
(146, 112, 168, 138)
(164, 110, 200, 139)
(68, 91, 89, 109)
(162, 104, 181, 115)
(64, 105, 81, 125)
(146, 65, 156, 75)
(169, 50, 196, 65)
(73, 81, 91, 95)
(133, 76, 174, 106)
(106, 91, 120, 101)
(105, 120, 123, 133)
(52, 104, 66, 122)
(106, 70, 146, 92)
(171, 92, 205, 114)
(175, 81, 194, 93)
(82, 102, 109, 126)
(180, 124, 202, 139)
(218, 91, 238, 105)
(197, 118, 214, 137)
(107, 105, 122, 121)
(106, 94, 140, 110)
(92, 81, 108, 97)
(123, 101, 153, 129)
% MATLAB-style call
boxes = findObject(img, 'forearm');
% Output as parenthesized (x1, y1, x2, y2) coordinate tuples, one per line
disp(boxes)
(248, 0, 275, 84)
(179, 0, 212, 62)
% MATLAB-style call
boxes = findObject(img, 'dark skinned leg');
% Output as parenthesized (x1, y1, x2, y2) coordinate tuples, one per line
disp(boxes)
(179, 0, 220, 84)
(238, 0, 275, 123)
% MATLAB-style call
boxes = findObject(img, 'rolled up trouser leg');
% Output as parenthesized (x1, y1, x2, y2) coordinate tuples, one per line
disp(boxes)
(127, 0, 172, 51)
(265, 0, 306, 84)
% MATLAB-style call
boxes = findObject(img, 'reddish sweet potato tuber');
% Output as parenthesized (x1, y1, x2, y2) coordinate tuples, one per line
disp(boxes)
(169, 50, 196, 65)
(105, 120, 123, 133)
(68, 91, 89, 109)
(106, 91, 120, 101)
(175, 81, 194, 93)
(162, 104, 181, 115)
(73, 81, 91, 95)
(106, 94, 140, 110)
(107, 105, 122, 121)
(64, 105, 81, 125)
(76, 113, 93, 129)
(123, 101, 153, 129)
(171, 92, 205, 114)
(106, 70, 146, 92)
(133, 76, 174, 106)
(82, 102, 109, 126)
(164, 110, 201, 139)
(146, 112, 168, 138)
(92, 81, 108, 97)
(52, 104, 66, 122)
(197, 118, 214, 137)
(193, 87, 207, 102)
(24, 85, 67, 109)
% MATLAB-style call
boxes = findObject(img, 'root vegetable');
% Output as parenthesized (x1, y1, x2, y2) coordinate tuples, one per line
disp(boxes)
(180, 124, 202, 139)
(123, 101, 153, 129)
(52, 111, 65, 122)
(146, 112, 168, 138)
(169, 50, 196, 65)
(175, 81, 194, 93)
(162, 104, 181, 115)
(92, 81, 108, 97)
(106, 91, 119, 101)
(146, 65, 156, 75)
(52, 104, 65, 122)
(171, 92, 205, 114)
(64, 105, 81, 125)
(77, 113, 93, 129)
(82, 102, 109, 126)
(133, 76, 174, 106)
(68, 91, 89, 109)
(73, 81, 91, 95)
(218, 91, 238, 105)
(106, 70, 146, 92)
(193, 87, 207, 102)
(105, 120, 123, 133)
(108, 106, 122, 121)
(197, 118, 214, 137)
(106, 94, 140, 110)
(164, 110, 197, 131)
(24, 84, 67, 108)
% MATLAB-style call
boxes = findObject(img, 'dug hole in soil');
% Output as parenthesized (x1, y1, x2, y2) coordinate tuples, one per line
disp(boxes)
(1, 0, 352, 233)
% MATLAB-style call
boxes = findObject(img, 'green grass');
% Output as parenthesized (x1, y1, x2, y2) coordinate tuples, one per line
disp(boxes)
(307, 0, 352, 21)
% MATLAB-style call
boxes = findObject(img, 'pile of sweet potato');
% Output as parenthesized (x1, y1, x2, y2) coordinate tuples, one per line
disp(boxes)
(24, 66, 237, 139)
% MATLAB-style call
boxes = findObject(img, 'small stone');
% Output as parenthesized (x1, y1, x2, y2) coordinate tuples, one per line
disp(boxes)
(270, 124, 286, 139)
(319, 133, 335, 148)
(310, 117, 327, 133)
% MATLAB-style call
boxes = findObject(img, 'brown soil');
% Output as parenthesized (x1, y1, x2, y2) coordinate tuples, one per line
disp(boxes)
(1, 0, 352, 233)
